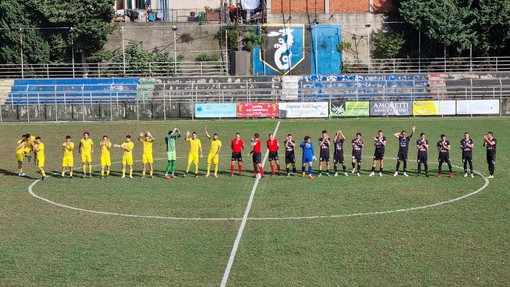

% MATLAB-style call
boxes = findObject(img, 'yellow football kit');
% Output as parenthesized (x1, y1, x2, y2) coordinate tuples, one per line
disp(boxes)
(207, 139, 222, 165)
(16, 140, 25, 161)
(24, 136, 35, 155)
(187, 138, 202, 165)
(35, 143, 45, 168)
(80, 138, 94, 163)
(62, 142, 75, 167)
(122, 141, 135, 165)
(140, 138, 154, 164)
(100, 141, 112, 166)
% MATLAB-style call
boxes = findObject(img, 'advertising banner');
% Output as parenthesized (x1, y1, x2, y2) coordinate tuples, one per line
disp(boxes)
(456, 100, 500, 115)
(413, 100, 456, 116)
(370, 101, 412, 116)
(279, 102, 329, 118)
(195, 103, 237, 118)
(236, 102, 279, 118)
(330, 101, 370, 117)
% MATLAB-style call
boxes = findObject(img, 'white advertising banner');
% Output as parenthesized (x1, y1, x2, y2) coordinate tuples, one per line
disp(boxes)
(456, 100, 500, 115)
(412, 100, 456, 116)
(279, 102, 329, 118)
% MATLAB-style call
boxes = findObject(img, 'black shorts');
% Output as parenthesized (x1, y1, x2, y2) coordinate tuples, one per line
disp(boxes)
(231, 152, 243, 162)
(373, 150, 385, 160)
(486, 152, 496, 164)
(417, 153, 428, 164)
(319, 152, 330, 162)
(352, 153, 362, 163)
(333, 154, 345, 165)
(268, 151, 279, 161)
(285, 153, 295, 164)
(252, 152, 262, 164)
(438, 154, 450, 163)
(462, 153, 473, 162)
(397, 152, 408, 162)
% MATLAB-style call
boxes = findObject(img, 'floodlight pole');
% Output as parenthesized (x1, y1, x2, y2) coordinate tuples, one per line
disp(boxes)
(70, 27, 75, 78)
(365, 23, 371, 73)
(121, 27, 126, 76)
(172, 25, 178, 75)
(19, 28, 24, 79)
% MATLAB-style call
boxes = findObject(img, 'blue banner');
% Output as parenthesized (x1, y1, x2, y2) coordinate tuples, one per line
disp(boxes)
(195, 103, 237, 118)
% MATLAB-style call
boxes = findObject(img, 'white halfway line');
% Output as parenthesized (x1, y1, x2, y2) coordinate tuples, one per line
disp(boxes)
(220, 121, 281, 287)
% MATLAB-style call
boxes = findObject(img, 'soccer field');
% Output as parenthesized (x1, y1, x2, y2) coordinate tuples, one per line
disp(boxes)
(1, 117, 509, 286)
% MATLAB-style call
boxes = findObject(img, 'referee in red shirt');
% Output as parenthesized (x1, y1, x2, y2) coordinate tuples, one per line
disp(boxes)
(267, 133, 281, 175)
(230, 133, 244, 176)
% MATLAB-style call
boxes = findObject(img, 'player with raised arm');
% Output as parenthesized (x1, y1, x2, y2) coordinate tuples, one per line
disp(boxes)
(267, 132, 281, 176)
(249, 133, 264, 178)
(23, 133, 36, 164)
(352, 132, 364, 177)
(333, 130, 348, 177)
(460, 132, 474, 178)
(61, 135, 75, 178)
(100, 135, 112, 179)
(284, 134, 297, 177)
(370, 130, 386, 177)
(393, 125, 415, 177)
(114, 135, 134, 179)
(164, 128, 181, 179)
(483, 131, 497, 179)
(318, 130, 331, 177)
(230, 133, 244, 176)
(139, 131, 155, 178)
(416, 132, 430, 177)
(300, 136, 315, 180)
(437, 134, 454, 178)
(184, 131, 203, 177)
(33, 137, 47, 181)
(15, 135, 27, 176)
(204, 126, 222, 178)
(79, 132, 94, 178)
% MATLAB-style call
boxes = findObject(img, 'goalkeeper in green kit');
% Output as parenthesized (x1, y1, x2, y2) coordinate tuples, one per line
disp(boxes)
(165, 128, 181, 179)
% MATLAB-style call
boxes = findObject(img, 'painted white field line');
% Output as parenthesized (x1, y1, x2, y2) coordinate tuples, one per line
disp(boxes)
(250, 168, 489, 221)
(220, 121, 281, 287)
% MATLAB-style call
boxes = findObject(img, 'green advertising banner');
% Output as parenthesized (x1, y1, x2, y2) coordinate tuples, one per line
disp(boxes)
(330, 101, 370, 117)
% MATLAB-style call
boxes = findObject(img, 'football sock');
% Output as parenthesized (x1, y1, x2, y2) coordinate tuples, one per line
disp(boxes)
(438, 163, 442, 173)
(142, 170, 146, 176)
(334, 165, 337, 172)
(214, 165, 218, 174)
(357, 164, 361, 172)
(207, 163, 211, 173)
(379, 167, 383, 173)
(418, 163, 422, 173)
(447, 162, 453, 173)
(403, 161, 407, 172)
(150, 170, 153, 177)
(396, 162, 400, 171)
(424, 164, 428, 174)
(171, 162, 175, 175)
(62, 171, 65, 176)
(129, 169, 133, 177)
(286, 167, 290, 173)
(41, 170, 46, 177)
(308, 166, 312, 175)
(277, 164, 281, 173)
(343, 165, 346, 172)
(371, 166, 375, 172)
(254, 166, 258, 175)
(231, 164, 235, 174)
(70, 171, 73, 177)
(238, 164, 242, 174)
(82, 165, 86, 174)
(195, 165, 199, 174)
(19, 168, 23, 174)
(293, 167, 296, 173)
(469, 160, 473, 172)
(185, 164, 190, 173)
(326, 169, 329, 174)
(166, 162, 171, 174)
(464, 161, 467, 173)
(101, 170, 104, 177)
(122, 168, 126, 176)
(88, 165, 92, 174)
(270, 164, 275, 174)
(352, 162, 356, 169)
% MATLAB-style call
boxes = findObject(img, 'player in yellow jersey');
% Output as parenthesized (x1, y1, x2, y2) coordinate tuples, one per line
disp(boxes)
(61, 135, 75, 178)
(204, 126, 222, 178)
(100, 135, 112, 179)
(16, 134, 27, 176)
(139, 131, 155, 178)
(79, 132, 94, 178)
(115, 135, 134, 179)
(184, 130, 203, 177)
(23, 133, 36, 164)
(33, 137, 47, 181)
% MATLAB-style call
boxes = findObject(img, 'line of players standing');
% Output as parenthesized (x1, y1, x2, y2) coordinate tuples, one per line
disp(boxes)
(254, 127, 497, 180)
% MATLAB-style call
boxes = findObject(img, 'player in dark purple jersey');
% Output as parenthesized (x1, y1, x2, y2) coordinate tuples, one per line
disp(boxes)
(369, 130, 386, 177)
(333, 130, 348, 177)
(483, 131, 497, 179)
(351, 132, 364, 177)
(437, 134, 454, 178)
(284, 134, 297, 177)
(416, 132, 430, 177)
(318, 130, 331, 177)
(393, 125, 415, 177)
(460, 132, 474, 178)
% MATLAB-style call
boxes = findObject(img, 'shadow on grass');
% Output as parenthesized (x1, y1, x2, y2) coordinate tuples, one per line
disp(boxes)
(0, 168, 39, 180)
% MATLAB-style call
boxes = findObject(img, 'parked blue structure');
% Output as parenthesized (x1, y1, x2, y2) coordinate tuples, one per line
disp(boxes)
(6, 78, 140, 105)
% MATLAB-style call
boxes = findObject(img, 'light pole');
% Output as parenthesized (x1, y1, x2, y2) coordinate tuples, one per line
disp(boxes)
(365, 23, 371, 73)
(69, 27, 75, 78)
(418, 28, 421, 72)
(314, 23, 318, 75)
(172, 25, 178, 75)
(121, 27, 126, 76)
(19, 28, 24, 79)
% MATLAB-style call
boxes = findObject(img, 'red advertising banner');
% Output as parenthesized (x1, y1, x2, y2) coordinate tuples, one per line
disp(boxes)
(236, 102, 279, 118)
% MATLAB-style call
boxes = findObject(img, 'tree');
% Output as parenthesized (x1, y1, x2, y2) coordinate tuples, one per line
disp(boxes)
(373, 31, 406, 58)
(0, 0, 114, 64)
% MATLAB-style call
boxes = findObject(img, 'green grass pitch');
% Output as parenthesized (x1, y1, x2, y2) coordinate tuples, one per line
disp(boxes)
(0, 117, 509, 286)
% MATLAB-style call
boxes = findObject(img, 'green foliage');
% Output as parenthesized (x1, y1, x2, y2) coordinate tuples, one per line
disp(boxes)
(195, 54, 219, 61)
(216, 25, 263, 53)
(0, 0, 114, 64)
(180, 33, 195, 44)
(373, 31, 406, 58)
(398, 0, 510, 56)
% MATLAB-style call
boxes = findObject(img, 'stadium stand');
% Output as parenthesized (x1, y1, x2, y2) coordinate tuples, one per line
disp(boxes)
(6, 78, 140, 105)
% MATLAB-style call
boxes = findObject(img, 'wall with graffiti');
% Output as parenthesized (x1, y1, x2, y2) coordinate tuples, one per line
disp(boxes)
(253, 24, 342, 76)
